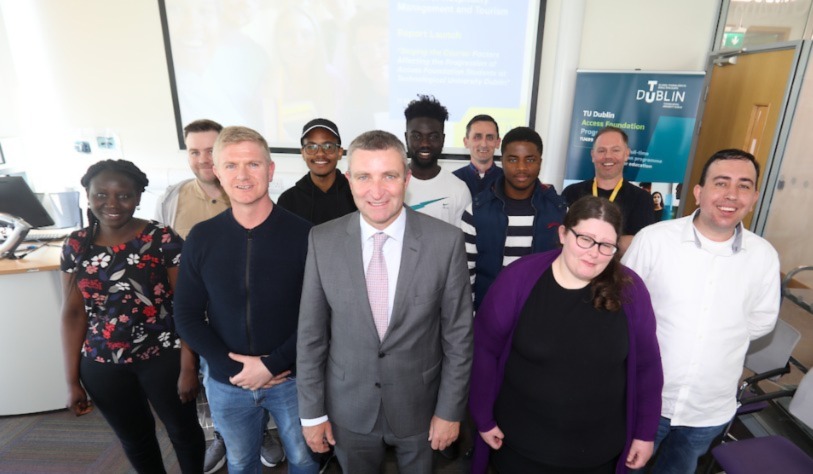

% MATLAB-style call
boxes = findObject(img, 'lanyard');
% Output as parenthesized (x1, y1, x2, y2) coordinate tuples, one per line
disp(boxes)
(593, 179, 623, 202)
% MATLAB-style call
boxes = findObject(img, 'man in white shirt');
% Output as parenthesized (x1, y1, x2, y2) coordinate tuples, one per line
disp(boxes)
(622, 149, 780, 473)
(403, 94, 471, 227)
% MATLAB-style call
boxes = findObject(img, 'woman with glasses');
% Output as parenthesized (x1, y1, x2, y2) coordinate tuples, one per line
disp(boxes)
(469, 196, 663, 474)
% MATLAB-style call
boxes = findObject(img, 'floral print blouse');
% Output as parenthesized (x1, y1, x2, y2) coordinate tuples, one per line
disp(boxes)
(61, 221, 183, 363)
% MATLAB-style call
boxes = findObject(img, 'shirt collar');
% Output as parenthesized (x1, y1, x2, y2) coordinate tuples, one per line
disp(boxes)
(684, 209, 744, 252)
(468, 162, 498, 176)
(191, 179, 230, 204)
(359, 206, 407, 243)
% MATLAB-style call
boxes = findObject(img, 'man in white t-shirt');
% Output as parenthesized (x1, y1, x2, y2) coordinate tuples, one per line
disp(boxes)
(403, 94, 471, 228)
(622, 149, 780, 474)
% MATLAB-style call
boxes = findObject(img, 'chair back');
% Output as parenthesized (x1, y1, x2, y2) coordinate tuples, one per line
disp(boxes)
(789, 370, 813, 429)
(744, 319, 801, 374)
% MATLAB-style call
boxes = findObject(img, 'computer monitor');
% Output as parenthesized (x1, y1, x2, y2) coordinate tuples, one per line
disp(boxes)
(0, 176, 55, 228)
(37, 191, 82, 229)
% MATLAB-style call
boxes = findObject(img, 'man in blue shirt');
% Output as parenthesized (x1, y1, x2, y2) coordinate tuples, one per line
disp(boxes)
(453, 114, 503, 197)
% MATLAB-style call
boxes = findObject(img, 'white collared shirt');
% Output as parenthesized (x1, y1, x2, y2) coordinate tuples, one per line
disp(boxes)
(359, 209, 406, 323)
(622, 211, 780, 427)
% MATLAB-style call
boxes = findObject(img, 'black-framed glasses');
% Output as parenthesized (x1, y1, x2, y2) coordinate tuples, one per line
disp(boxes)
(568, 228, 618, 256)
(303, 142, 340, 156)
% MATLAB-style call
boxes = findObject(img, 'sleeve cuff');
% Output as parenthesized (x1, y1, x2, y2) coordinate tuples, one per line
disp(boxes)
(301, 415, 329, 427)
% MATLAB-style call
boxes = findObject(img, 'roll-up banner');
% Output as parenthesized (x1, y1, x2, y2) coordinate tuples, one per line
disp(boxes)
(563, 71, 705, 220)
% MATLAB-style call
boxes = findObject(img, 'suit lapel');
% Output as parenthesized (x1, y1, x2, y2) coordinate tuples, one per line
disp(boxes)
(344, 214, 381, 341)
(385, 208, 421, 342)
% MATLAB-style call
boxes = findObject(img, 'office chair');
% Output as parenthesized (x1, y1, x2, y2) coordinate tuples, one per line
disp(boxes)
(711, 369, 813, 473)
(783, 265, 813, 314)
(700, 320, 803, 473)
(717, 319, 803, 440)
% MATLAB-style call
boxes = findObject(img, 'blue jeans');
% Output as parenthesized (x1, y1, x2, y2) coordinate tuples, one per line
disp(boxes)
(648, 416, 727, 474)
(205, 376, 318, 474)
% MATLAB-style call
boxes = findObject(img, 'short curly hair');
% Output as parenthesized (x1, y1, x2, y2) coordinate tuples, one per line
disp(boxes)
(404, 94, 449, 123)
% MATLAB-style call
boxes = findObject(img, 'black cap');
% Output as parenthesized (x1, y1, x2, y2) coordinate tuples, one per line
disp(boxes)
(301, 118, 341, 145)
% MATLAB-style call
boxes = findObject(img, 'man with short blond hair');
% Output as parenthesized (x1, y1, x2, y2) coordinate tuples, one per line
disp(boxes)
(175, 126, 318, 474)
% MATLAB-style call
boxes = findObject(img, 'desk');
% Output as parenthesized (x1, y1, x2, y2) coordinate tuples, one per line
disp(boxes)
(0, 244, 67, 415)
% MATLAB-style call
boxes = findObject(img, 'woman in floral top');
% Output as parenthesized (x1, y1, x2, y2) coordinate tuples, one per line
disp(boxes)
(60, 159, 204, 473)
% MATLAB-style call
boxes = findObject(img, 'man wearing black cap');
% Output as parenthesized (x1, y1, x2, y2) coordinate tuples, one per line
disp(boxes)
(278, 118, 357, 225)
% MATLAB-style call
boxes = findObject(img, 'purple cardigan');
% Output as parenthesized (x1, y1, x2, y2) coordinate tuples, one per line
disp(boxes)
(469, 249, 663, 474)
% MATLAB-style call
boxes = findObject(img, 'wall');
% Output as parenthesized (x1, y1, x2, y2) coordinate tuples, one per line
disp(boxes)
(535, 0, 720, 187)
(0, 0, 720, 211)
(763, 47, 813, 283)
(0, 0, 182, 214)
(579, 0, 719, 71)
(0, 7, 18, 136)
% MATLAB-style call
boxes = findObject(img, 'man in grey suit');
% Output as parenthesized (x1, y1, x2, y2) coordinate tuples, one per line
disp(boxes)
(296, 130, 474, 473)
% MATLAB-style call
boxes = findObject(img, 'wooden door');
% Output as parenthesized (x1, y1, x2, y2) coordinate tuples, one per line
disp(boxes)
(683, 48, 797, 227)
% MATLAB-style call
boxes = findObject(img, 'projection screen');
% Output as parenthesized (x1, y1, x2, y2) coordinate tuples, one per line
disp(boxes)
(159, 0, 545, 156)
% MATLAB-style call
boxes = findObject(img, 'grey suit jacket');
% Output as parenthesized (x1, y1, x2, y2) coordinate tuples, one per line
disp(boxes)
(297, 207, 473, 437)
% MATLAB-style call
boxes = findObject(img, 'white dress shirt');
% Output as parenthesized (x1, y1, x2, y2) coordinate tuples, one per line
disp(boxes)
(622, 211, 780, 427)
(360, 209, 406, 323)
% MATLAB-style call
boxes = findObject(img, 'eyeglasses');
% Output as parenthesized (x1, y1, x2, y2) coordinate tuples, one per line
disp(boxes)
(303, 142, 340, 156)
(568, 228, 618, 256)
(407, 131, 443, 145)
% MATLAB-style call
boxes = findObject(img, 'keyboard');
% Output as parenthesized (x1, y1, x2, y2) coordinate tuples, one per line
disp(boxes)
(23, 228, 74, 241)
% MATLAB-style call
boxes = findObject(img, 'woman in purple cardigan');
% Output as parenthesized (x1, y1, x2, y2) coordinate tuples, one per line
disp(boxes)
(469, 196, 663, 474)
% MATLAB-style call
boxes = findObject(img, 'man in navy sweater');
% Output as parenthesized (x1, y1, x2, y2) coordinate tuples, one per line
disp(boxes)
(175, 126, 318, 474)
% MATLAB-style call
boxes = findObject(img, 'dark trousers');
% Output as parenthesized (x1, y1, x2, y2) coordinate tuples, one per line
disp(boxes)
(80, 351, 205, 473)
(332, 403, 433, 474)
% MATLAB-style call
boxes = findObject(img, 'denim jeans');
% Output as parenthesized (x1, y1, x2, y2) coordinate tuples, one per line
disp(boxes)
(205, 376, 317, 474)
(648, 416, 727, 474)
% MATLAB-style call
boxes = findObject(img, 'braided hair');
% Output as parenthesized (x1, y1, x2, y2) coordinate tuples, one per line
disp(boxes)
(563, 196, 631, 312)
(71, 159, 149, 275)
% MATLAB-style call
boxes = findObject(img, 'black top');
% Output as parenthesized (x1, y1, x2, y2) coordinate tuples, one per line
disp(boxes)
(173, 206, 312, 383)
(495, 267, 629, 468)
(562, 179, 655, 235)
(277, 170, 357, 225)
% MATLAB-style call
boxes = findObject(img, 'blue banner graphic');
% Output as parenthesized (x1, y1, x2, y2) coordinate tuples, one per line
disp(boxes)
(564, 71, 705, 183)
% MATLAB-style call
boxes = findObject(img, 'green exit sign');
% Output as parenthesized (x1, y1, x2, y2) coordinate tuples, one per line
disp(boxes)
(723, 32, 744, 48)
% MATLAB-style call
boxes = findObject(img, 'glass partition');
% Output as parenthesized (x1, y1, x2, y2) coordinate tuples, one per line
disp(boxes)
(721, 0, 813, 50)
(762, 48, 813, 286)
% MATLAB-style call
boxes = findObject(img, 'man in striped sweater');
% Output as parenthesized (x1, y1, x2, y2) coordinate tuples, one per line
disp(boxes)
(461, 127, 568, 310)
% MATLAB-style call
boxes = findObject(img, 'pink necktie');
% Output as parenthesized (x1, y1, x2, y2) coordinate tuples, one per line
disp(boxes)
(367, 232, 389, 340)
